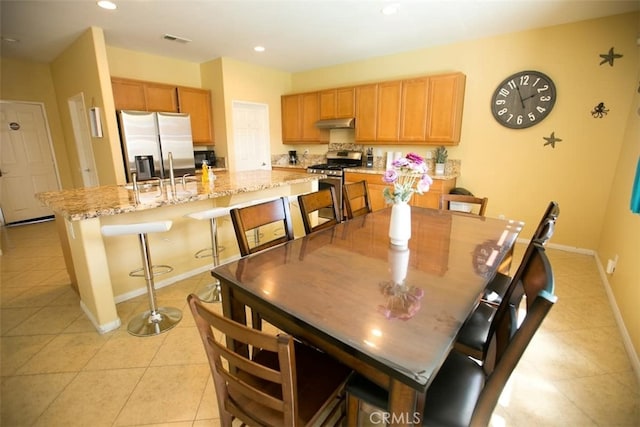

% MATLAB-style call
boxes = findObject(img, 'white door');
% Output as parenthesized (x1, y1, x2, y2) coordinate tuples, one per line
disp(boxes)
(68, 93, 99, 187)
(232, 101, 271, 171)
(0, 101, 60, 224)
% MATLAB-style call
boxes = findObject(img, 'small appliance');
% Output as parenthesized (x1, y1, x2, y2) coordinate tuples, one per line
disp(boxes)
(194, 150, 216, 168)
(289, 150, 298, 165)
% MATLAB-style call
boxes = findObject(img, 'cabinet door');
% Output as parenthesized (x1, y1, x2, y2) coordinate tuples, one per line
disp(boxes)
(344, 172, 391, 212)
(376, 81, 401, 142)
(335, 87, 355, 118)
(300, 92, 323, 141)
(281, 95, 301, 142)
(177, 87, 213, 145)
(400, 77, 429, 141)
(319, 90, 336, 119)
(144, 82, 178, 112)
(355, 85, 377, 142)
(426, 73, 466, 144)
(411, 178, 456, 208)
(112, 78, 146, 111)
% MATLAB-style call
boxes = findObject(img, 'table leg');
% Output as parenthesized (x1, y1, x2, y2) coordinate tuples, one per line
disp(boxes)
(388, 379, 419, 427)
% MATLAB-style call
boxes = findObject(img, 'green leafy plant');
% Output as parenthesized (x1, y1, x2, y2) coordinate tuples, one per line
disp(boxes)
(434, 146, 448, 164)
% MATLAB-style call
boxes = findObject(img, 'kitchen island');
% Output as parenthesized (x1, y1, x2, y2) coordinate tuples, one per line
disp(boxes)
(36, 169, 322, 333)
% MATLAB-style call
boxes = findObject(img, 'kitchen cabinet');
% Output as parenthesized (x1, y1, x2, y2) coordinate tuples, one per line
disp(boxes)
(319, 87, 355, 119)
(355, 72, 466, 145)
(144, 82, 178, 112)
(111, 78, 147, 111)
(281, 92, 328, 144)
(177, 87, 213, 145)
(355, 82, 402, 143)
(344, 172, 456, 211)
(425, 72, 466, 144)
(111, 77, 215, 145)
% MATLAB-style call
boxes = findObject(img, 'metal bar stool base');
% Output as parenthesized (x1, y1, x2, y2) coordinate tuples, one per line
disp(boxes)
(127, 307, 183, 337)
(196, 280, 221, 303)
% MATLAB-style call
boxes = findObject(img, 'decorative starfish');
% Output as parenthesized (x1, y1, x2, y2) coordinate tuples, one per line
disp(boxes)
(599, 47, 623, 66)
(543, 132, 562, 148)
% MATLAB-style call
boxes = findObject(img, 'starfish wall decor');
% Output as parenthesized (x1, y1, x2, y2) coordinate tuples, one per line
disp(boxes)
(543, 132, 563, 148)
(599, 47, 623, 66)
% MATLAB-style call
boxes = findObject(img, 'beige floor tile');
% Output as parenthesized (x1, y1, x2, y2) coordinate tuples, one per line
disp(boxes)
(0, 307, 41, 334)
(114, 364, 210, 425)
(16, 332, 109, 374)
(84, 330, 166, 370)
(195, 375, 220, 421)
(34, 368, 146, 427)
(0, 372, 76, 426)
(5, 305, 85, 336)
(554, 374, 640, 425)
(150, 326, 209, 366)
(0, 334, 56, 376)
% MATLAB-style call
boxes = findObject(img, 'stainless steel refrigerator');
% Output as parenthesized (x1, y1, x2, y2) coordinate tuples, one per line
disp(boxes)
(118, 110, 196, 182)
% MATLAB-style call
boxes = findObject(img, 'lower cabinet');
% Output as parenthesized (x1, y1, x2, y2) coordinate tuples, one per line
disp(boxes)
(344, 172, 456, 211)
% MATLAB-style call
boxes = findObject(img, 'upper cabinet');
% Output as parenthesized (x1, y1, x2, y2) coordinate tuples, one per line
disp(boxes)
(112, 77, 214, 145)
(424, 73, 466, 143)
(281, 92, 328, 144)
(177, 87, 213, 144)
(356, 72, 466, 145)
(319, 87, 355, 119)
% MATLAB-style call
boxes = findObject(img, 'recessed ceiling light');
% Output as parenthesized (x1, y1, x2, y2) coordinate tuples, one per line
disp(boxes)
(254, 46, 266, 52)
(97, 1, 117, 10)
(163, 34, 192, 43)
(381, 3, 399, 15)
(1, 36, 20, 43)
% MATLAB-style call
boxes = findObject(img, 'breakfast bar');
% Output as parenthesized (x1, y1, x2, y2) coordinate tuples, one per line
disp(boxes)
(36, 169, 322, 333)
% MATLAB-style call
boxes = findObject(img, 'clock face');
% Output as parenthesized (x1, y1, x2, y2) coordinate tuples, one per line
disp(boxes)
(491, 70, 556, 129)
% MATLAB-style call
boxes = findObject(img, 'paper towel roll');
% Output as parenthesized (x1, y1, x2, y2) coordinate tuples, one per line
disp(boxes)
(386, 152, 394, 169)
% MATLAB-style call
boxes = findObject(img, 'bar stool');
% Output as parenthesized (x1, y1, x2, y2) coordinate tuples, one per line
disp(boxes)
(185, 206, 234, 303)
(101, 220, 182, 336)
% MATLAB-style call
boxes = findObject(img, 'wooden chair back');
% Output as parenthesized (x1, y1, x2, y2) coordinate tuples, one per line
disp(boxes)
(343, 180, 372, 219)
(470, 243, 556, 424)
(298, 187, 341, 234)
(439, 193, 488, 216)
(187, 294, 351, 426)
(230, 197, 295, 256)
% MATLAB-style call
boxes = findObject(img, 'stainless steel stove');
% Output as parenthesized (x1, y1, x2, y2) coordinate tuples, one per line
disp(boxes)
(307, 150, 363, 219)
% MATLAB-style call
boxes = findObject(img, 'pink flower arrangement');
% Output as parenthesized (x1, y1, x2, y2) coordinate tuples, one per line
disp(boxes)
(382, 152, 433, 204)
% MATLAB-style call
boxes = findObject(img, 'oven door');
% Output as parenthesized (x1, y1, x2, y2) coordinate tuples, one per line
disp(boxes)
(318, 176, 343, 220)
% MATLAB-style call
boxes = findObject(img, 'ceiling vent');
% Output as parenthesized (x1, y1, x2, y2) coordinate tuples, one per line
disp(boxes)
(163, 34, 192, 44)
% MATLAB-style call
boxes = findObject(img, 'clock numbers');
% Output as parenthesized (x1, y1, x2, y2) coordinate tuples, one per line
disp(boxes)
(491, 70, 556, 129)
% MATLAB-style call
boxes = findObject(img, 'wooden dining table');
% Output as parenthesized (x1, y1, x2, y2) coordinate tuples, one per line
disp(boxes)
(212, 206, 523, 426)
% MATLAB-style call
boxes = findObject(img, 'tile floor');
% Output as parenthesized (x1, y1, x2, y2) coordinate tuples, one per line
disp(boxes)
(0, 220, 638, 426)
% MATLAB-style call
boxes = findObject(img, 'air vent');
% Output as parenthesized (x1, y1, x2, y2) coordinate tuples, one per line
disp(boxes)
(163, 34, 192, 43)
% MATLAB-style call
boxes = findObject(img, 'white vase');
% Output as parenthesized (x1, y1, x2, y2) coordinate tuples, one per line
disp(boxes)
(435, 163, 445, 175)
(389, 201, 411, 248)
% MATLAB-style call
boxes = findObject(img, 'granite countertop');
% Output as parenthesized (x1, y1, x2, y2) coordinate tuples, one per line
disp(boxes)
(36, 169, 324, 221)
(343, 166, 458, 181)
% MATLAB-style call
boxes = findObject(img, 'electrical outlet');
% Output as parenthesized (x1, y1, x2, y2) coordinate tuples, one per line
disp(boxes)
(606, 255, 619, 274)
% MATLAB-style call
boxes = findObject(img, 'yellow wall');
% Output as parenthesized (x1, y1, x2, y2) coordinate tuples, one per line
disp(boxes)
(598, 64, 640, 358)
(0, 57, 74, 187)
(201, 57, 291, 171)
(106, 46, 201, 87)
(50, 27, 124, 187)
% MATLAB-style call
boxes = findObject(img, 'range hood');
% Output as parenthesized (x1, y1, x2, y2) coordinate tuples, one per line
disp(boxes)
(314, 117, 355, 129)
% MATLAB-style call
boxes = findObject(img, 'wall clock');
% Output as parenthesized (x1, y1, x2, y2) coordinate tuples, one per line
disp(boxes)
(491, 70, 556, 129)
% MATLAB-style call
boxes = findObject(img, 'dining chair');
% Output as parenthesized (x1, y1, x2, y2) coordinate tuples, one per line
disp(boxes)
(343, 180, 372, 219)
(439, 193, 488, 216)
(345, 242, 557, 426)
(298, 187, 341, 234)
(187, 294, 352, 427)
(454, 201, 558, 366)
(230, 197, 295, 331)
(482, 201, 559, 306)
(230, 196, 295, 256)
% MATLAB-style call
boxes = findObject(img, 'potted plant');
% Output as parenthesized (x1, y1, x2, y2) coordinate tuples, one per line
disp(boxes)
(433, 146, 448, 175)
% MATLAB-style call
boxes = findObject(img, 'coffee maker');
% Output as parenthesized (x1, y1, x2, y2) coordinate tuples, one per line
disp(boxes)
(288, 150, 298, 165)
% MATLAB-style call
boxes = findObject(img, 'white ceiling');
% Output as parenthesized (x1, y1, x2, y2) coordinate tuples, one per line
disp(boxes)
(1, 0, 638, 73)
